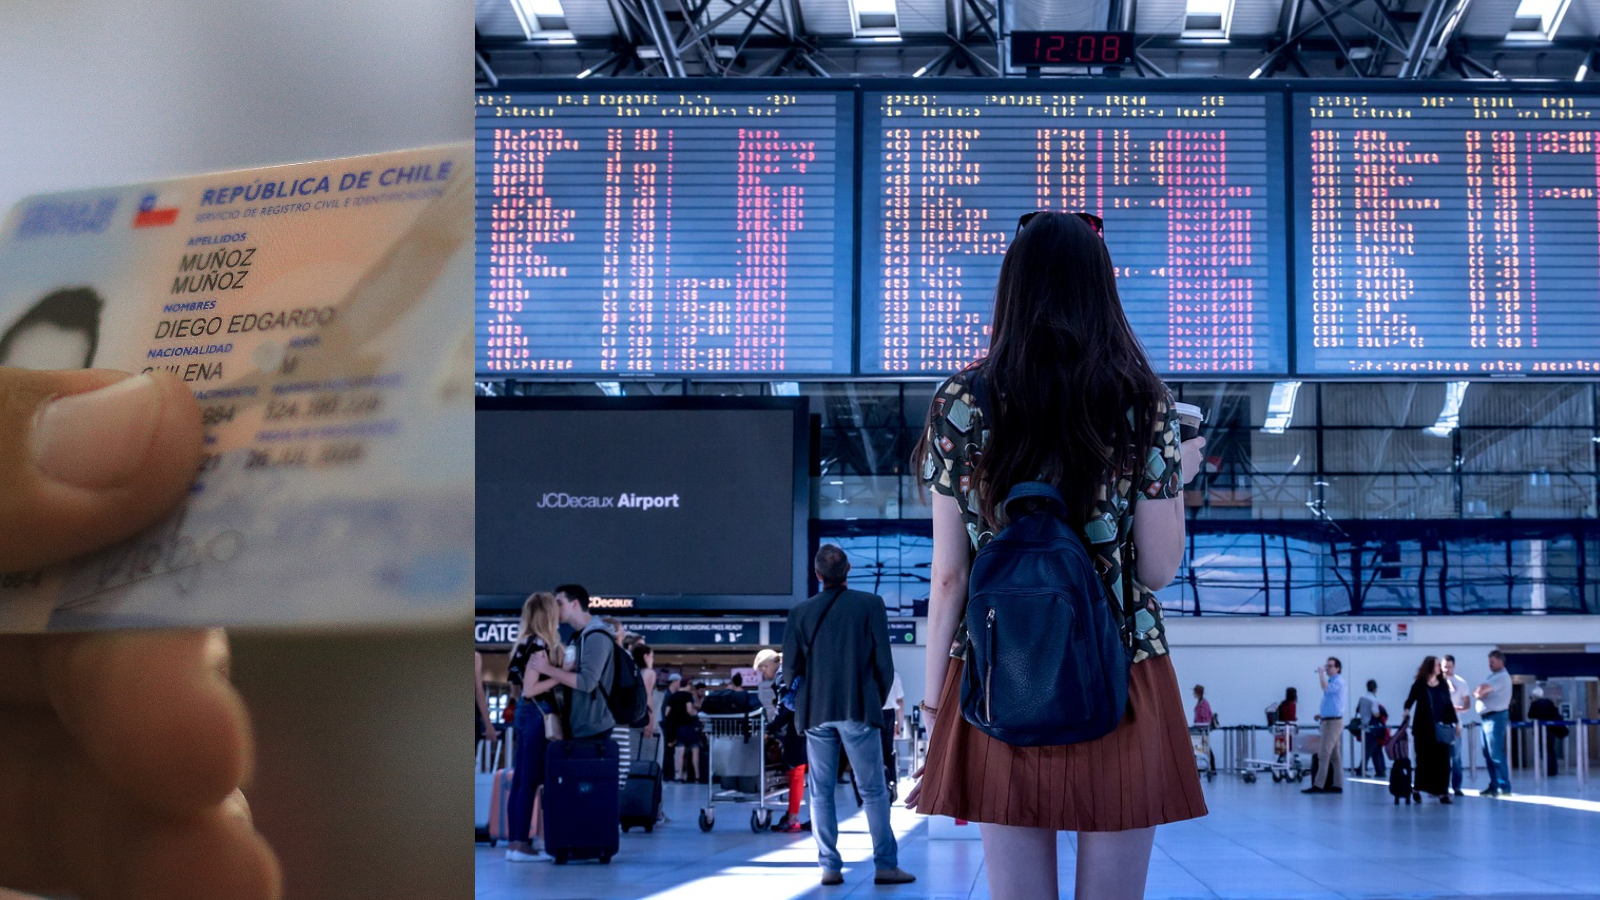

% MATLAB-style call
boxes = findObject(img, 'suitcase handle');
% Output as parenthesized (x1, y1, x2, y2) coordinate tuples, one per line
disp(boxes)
(553, 738, 613, 759)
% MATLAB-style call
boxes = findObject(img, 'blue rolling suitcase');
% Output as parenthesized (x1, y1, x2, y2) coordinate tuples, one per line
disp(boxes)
(544, 739, 621, 864)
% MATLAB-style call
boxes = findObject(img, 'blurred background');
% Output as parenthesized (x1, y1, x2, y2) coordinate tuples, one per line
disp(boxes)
(0, 2, 471, 898)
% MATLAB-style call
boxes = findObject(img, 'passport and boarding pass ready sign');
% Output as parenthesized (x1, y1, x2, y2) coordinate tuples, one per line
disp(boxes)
(0, 145, 474, 630)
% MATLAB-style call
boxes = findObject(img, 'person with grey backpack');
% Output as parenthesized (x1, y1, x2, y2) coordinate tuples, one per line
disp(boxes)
(903, 211, 1209, 900)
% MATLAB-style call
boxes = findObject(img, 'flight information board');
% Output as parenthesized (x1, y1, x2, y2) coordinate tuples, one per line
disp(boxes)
(476, 91, 854, 375)
(860, 91, 1288, 375)
(1295, 91, 1600, 375)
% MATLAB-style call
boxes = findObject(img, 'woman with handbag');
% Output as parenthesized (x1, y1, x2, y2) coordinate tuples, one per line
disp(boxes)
(904, 211, 1209, 900)
(505, 592, 566, 861)
(1402, 656, 1459, 805)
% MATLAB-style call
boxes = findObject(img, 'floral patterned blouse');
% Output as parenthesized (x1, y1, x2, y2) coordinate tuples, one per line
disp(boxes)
(920, 368, 1183, 664)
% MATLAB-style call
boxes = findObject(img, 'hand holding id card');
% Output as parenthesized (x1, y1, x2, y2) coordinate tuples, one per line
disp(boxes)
(0, 145, 473, 630)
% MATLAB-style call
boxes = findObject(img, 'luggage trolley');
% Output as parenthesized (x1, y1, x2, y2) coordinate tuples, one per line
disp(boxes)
(1242, 722, 1308, 784)
(1190, 726, 1217, 782)
(697, 709, 789, 833)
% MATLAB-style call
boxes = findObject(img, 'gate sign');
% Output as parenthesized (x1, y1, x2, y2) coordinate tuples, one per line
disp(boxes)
(1320, 620, 1411, 644)
(476, 616, 521, 649)
(627, 620, 759, 646)
(768, 618, 918, 647)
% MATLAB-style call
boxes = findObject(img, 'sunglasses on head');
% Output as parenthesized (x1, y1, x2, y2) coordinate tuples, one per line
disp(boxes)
(1015, 211, 1103, 238)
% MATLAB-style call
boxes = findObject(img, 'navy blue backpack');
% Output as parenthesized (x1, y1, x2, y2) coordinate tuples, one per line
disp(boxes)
(958, 374, 1136, 747)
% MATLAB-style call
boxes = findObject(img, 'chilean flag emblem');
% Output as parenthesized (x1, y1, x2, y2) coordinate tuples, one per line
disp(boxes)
(132, 193, 180, 228)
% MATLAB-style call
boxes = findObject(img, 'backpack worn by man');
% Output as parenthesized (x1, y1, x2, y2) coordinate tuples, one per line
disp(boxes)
(959, 480, 1135, 747)
(606, 642, 651, 729)
(578, 629, 652, 729)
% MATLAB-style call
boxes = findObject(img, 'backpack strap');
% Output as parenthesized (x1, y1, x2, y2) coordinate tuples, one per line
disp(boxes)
(574, 624, 615, 699)
(801, 587, 847, 664)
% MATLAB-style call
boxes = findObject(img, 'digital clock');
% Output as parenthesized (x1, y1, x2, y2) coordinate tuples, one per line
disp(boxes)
(1010, 31, 1136, 67)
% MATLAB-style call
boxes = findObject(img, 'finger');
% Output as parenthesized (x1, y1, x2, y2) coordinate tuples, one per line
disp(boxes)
(120, 803, 281, 900)
(0, 710, 279, 900)
(0, 368, 203, 573)
(39, 629, 252, 814)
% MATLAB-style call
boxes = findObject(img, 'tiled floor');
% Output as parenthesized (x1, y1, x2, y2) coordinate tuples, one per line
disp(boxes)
(478, 773, 1600, 899)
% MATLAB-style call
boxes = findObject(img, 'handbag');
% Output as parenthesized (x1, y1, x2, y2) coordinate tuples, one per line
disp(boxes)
(1434, 722, 1456, 745)
(543, 706, 565, 741)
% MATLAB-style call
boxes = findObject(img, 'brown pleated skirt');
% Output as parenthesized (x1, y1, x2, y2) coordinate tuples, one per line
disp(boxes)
(915, 653, 1208, 832)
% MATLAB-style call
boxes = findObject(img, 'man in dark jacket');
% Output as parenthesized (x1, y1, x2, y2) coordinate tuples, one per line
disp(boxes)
(1527, 685, 1566, 777)
(782, 544, 915, 888)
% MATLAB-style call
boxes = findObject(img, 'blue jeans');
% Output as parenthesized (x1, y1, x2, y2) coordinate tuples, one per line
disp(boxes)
(806, 720, 898, 872)
(1449, 734, 1462, 791)
(1481, 710, 1511, 793)
(509, 698, 550, 842)
(1363, 726, 1387, 777)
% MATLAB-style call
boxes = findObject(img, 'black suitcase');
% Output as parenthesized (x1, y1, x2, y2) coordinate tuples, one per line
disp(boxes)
(1389, 758, 1416, 805)
(544, 739, 621, 864)
(620, 759, 663, 833)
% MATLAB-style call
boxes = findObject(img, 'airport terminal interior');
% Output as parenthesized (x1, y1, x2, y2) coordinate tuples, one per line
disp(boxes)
(474, 0, 1600, 896)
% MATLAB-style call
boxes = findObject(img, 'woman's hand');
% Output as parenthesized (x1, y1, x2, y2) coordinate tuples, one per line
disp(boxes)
(1180, 436, 1207, 487)
(902, 763, 928, 810)
(0, 367, 280, 900)
(902, 706, 935, 809)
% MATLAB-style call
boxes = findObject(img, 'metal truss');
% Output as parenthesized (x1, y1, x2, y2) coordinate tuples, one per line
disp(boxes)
(581, 0, 845, 76)
(1237, 0, 1541, 80)
(477, 0, 1001, 77)
(476, 0, 1595, 81)
(909, 0, 1002, 77)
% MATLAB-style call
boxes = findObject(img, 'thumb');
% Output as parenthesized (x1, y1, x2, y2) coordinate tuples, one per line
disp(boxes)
(0, 368, 204, 573)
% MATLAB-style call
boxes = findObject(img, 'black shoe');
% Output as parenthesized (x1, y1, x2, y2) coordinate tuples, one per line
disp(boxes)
(1302, 787, 1324, 794)
(1480, 788, 1499, 797)
(1453, 788, 1464, 796)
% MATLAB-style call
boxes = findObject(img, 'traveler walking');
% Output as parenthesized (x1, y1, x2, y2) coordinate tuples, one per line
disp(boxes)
(1277, 687, 1299, 725)
(1442, 655, 1471, 796)
(881, 671, 905, 798)
(505, 592, 564, 861)
(1304, 658, 1347, 794)
(1528, 685, 1565, 777)
(757, 649, 811, 832)
(630, 644, 663, 767)
(1402, 656, 1459, 804)
(754, 648, 782, 717)
(1355, 680, 1386, 778)
(1475, 649, 1514, 796)
(905, 211, 1208, 900)
(781, 544, 914, 886)
(1192, 685, 1214, 729)
(662, 678, 702, 783)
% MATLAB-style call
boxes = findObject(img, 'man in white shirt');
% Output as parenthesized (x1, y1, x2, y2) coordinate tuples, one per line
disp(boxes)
(880, 671, 905, 798)
(1354, 680, 1386, 778)
(1442, 655, 1471, 797)
(1474, 649, 1514, 797)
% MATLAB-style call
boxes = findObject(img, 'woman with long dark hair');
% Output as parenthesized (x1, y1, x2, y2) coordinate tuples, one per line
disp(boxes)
(1403, 655, 1459, 804)
(905, 212, 1208, 900)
